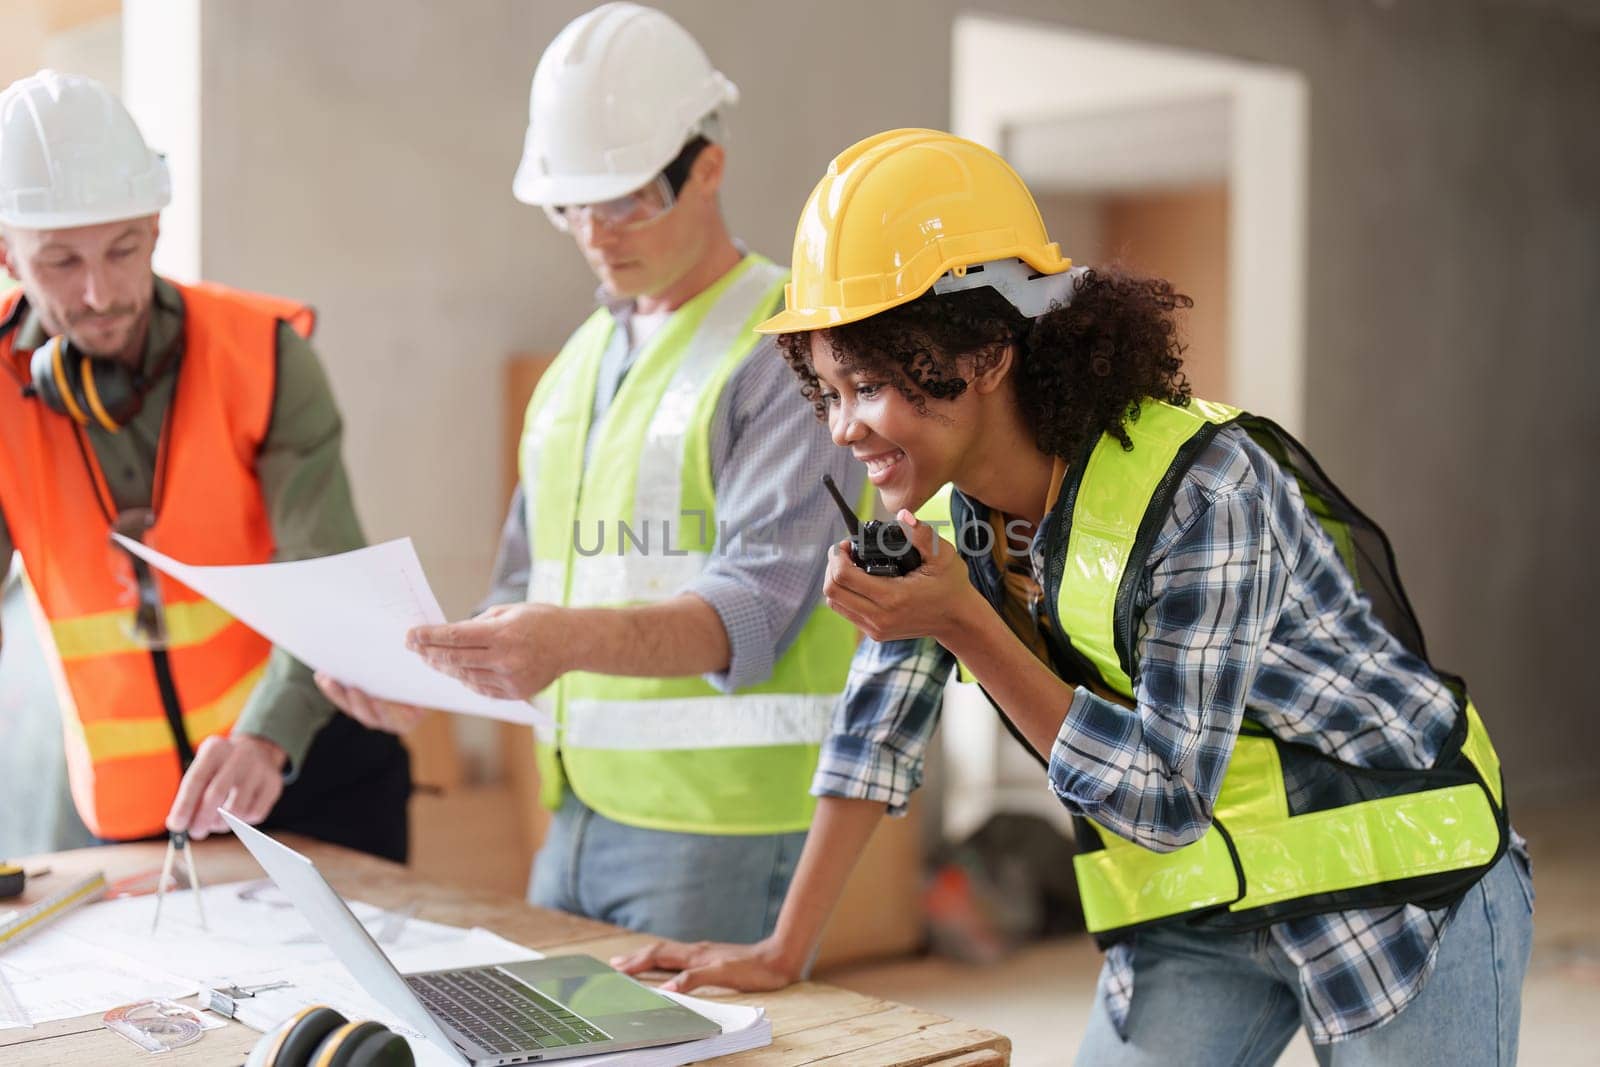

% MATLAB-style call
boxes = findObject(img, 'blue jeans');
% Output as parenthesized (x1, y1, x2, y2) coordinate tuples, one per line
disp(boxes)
(528, 790, 808, 943)
(1076, 852, 1534, 1065)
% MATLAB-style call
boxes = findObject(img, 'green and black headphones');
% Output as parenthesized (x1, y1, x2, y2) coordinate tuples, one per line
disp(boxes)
(244, 1005, 414, 1067)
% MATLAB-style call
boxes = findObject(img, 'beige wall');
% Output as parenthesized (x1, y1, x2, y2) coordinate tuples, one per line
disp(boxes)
(0, 0, 119, 85)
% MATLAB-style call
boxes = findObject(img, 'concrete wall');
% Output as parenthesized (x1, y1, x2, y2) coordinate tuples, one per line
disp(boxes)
(188, 0, 1597, 800)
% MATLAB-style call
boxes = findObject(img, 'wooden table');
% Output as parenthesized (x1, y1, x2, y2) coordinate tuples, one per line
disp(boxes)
(0, 838, 1009, 1066)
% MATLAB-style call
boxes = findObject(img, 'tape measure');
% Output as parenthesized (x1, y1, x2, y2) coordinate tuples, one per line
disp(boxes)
(0, 871, 107, 949)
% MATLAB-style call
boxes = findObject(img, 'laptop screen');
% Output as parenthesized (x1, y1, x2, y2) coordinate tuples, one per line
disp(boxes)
(220, 810, 470, 1063)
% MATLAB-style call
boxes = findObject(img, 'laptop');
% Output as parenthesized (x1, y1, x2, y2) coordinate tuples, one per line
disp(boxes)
(221, 811, 721, 1065)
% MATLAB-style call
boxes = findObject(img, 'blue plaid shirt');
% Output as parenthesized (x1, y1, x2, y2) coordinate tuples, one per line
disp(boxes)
(812, 424, 1530, 1044)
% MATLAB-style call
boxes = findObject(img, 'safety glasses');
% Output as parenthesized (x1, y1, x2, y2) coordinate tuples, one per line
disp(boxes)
(544, 173, 676, 234)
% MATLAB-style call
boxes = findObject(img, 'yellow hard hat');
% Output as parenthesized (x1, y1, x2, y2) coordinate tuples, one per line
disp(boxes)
(756, 129, 1071, 334)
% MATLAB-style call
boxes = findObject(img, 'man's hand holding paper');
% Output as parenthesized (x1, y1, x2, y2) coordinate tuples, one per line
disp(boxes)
(406, 602, 570, 701)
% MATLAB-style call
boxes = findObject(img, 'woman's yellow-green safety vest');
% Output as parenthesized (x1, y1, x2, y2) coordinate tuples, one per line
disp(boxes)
(519, 255, 859, 835)
(939, 398, 1508, 940)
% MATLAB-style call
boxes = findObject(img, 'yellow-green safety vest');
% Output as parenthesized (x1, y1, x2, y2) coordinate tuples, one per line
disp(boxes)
(519, 254, 859, 835)
(936, 399, 1508, 938)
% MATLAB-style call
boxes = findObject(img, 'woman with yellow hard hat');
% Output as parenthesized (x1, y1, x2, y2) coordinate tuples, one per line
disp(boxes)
(615, 129, 1531, 1061)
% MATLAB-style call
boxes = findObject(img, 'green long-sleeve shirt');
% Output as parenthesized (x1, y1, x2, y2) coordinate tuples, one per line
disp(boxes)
(0, 277, 365, 769)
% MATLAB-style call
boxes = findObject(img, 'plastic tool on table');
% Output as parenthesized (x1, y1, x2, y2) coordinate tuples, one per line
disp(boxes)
(103, 998, 213, 1053)
(0, 870, 108, 950)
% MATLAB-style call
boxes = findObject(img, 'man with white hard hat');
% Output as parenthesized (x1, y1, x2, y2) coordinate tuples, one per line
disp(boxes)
(0, 70, 410, 859)
(319, 3, 866, 942)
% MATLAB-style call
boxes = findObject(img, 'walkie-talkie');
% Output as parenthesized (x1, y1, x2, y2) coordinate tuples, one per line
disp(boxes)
(821, 474, 923, 577)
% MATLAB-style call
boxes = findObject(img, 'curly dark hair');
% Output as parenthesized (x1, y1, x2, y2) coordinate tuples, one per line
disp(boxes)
(776, 267, 1193, 459)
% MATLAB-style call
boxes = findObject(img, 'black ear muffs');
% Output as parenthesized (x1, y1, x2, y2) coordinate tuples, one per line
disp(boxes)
(309, 1020, 415, 1067)
(28, 335, 143, 431)
(245, 1005, 414, 1067)
(247, 1006, 346, 1067)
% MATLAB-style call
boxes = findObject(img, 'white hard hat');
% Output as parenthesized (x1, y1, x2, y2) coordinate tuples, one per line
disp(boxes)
(512, 2, 738, 208)
(0, 69, 170, 229)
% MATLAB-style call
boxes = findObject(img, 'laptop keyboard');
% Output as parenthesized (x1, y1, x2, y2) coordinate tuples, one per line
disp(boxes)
(406, 968, 610, 1055)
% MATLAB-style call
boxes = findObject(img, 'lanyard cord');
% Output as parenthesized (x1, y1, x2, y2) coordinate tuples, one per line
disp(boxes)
(69, 329, 196, 772)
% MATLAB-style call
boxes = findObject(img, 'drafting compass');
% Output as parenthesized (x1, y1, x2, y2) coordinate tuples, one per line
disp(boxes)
(150, 830, 208, 934)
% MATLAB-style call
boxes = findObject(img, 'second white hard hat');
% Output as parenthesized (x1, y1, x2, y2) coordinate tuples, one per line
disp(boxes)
(0, 69, 170, 229)
(512, 2, 737, 208)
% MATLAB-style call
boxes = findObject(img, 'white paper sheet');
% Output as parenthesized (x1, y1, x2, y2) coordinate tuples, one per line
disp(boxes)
(110, 536, 545, 725)
(56, 879, 476, 987)
(0, 927, 196, 1029)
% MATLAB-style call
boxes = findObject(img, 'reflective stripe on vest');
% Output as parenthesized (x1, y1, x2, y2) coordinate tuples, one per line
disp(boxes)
(1056, 398, 1241, 696)
(0, 281, 308, 839)
(74, 660, 268, 763)
(520, 255, 857, 834)
(48, 598, 235, 659)
(1073, 712, 1502, 931)
(1054, 399, 1506, 935)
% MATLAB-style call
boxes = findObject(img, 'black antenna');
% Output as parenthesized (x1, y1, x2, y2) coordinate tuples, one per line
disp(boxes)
(820, 474, 860, 536)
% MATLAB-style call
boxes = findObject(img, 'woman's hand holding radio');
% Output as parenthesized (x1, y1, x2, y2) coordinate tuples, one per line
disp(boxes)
(822, 510, 982, 646)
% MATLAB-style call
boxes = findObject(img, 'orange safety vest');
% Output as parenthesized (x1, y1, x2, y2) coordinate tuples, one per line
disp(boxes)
(0, 281, 316, 840)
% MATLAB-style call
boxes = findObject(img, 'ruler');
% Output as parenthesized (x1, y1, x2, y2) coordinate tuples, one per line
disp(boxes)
(0, 871, 108, 951)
